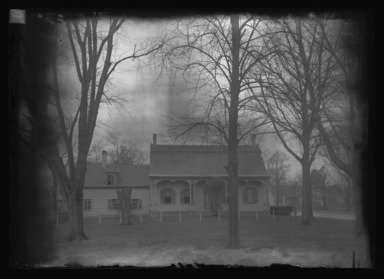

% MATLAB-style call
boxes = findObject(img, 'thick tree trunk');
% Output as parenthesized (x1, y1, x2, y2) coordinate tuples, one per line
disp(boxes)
(345, 180, 353, 211)
(117, 188, 132, 225)
(276, 181, 280, 206)
(227, 14, 241, 249)
(52, 174, 58, 220)
(68, 189, 88, 241)
(352, 156, 365, 235)
(301, 160, 313, 225)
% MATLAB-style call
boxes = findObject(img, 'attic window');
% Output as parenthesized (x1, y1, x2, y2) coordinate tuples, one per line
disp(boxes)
(106, 174, 115, 186)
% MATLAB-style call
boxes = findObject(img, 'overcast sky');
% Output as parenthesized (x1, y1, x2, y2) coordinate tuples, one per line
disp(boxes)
(58, 16, 330, 181)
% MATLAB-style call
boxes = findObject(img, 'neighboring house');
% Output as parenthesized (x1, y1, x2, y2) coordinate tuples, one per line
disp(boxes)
(269, 184, 302, 208)
(59, 134, 271, 217)
(82, 158, 151, 217)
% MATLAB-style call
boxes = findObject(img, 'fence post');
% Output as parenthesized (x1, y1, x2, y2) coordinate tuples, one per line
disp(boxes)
(179, 210, 182, 223)
(99, 212, 101, 224)
(218, 210, 221, 221)
(199, 211, 202, 222)
(160, 210, 163, 224)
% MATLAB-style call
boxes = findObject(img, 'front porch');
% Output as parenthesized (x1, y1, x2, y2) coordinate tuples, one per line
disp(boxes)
(149, 177, 269, 214)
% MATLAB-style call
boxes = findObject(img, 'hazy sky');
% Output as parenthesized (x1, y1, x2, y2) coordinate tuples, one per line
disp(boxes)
(58, 17, 329, 181)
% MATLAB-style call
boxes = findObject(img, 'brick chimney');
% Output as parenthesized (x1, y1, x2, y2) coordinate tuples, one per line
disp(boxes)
(251, 135, 256, 146)
(153, 133, 157, 145)
(101, 150, 108, 168)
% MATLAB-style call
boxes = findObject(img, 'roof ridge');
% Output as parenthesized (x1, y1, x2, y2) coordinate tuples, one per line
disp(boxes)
(150, 144, 261, 152)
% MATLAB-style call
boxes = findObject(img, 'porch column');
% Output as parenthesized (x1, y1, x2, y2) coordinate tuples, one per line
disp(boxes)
(224, 180, 228, 204)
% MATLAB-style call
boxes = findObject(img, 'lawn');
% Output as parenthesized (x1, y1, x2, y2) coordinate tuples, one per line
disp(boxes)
(45, 213, 370, 268)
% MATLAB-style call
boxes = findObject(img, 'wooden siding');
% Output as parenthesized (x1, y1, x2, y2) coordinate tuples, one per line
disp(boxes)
(83, 188, 150, 216)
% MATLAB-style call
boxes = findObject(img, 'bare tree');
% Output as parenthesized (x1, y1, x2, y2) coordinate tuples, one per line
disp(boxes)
(116, 187, 132, 225)
(105, 131, 147, 165)
(88, 139, 105, 164)
(46, 16, 163, 241)
(315, 18, 367, 235)
(10, 13, 58, 264)
(265, 150, 289, 206)
(251, 18, 341, 225)
(311, 166, 329, 210)
(155, 15, 273, 248)
(205, 178, 226, 217)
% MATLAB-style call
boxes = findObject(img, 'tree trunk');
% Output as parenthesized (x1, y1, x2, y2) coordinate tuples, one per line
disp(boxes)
(68, 188, 88, 241)
(52, 174, 58, 220)
(352, 156, 364, 235)
(345, 179, 352, 211)
(226, 14, 241, 249)
(117, 188, 132, 225)
(276, 180, 280, 206)
(301, 160, 313, 225)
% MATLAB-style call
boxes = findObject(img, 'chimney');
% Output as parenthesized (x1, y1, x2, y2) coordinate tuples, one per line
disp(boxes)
(251, 135, 256, 146)
(153, 133, 157, 145)
(101, 150, 108, 168)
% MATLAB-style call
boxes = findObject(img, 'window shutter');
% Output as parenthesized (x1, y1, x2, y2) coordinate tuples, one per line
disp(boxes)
(243, 188, 247, 203)
(172, 190, 176, 204)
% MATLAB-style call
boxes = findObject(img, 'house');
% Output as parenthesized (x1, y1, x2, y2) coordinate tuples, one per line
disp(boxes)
(82, 157, 151, 217)
(148, 134, 270, 214)
(77, 134, 270, 217)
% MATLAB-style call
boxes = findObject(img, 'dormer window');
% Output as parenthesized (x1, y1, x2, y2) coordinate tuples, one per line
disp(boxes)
(105, 173, 117, 186)
(107, 174, 114, 185)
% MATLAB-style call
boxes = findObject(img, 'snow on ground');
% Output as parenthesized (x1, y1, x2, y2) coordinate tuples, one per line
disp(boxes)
(42, 214, 370, 268)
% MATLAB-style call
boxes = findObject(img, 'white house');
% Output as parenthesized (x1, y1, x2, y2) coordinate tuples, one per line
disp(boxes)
(65, 134, 271, 218)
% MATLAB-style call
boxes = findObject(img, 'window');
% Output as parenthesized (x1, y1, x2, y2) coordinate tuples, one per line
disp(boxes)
(106, 174, 115, 186)
(243, 188, 258, 204)
(160, 188, 175, 204)
(131, 199, 142, 209)
(180, 188, 191, 204)
(204, 190, 210, 209)
(84, 199, 92, 211)
(108, 199, 120, 210)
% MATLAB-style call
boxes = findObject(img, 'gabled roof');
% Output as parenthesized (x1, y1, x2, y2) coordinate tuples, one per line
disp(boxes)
(149, 144, 268, 178)
(84, 164, 150, 187)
